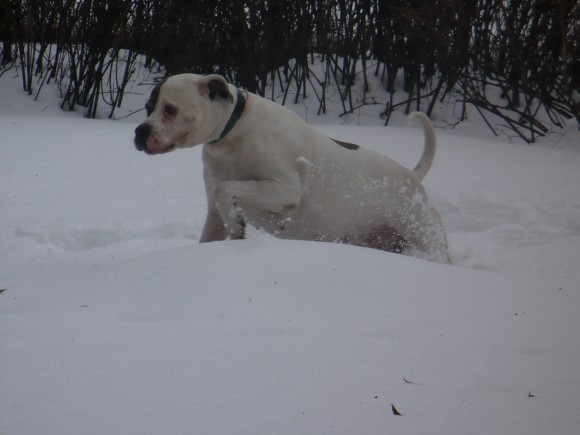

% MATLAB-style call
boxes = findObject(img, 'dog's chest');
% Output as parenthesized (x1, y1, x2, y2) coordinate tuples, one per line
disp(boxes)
(202, 142, 277, 182)
(202, 144, 246, 180)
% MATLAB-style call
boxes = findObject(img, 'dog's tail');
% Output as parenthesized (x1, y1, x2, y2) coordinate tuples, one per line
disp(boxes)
(408, 112, 436, 181)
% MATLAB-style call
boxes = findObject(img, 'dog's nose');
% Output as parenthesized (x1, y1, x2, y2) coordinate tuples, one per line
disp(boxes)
(134, 123, 151, 151)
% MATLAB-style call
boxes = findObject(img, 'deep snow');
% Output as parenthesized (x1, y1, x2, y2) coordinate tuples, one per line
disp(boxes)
(1, 67, 580, 434)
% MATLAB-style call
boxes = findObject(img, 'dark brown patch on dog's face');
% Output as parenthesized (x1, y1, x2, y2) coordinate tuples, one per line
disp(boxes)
(332, 139, 360, 150)
(145, 79, 167, 116)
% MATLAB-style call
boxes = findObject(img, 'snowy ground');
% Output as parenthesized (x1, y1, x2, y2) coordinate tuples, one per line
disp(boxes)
(1, 67, 580, 434)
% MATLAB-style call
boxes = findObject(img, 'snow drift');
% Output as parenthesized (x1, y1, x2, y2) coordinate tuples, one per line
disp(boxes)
(1, 70, 580, 434)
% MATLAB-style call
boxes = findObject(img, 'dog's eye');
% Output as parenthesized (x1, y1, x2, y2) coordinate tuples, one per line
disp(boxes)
(163, 104, 178, 117)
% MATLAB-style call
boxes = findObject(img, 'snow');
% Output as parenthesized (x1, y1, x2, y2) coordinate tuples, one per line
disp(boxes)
(1, 67, 580, 435)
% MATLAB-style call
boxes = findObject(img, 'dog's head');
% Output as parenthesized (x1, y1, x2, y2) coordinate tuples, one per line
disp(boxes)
(134, 74, 234, 155)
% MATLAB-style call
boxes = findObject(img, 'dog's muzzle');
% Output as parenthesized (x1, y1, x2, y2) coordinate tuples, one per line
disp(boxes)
(133, 124, 176, 155)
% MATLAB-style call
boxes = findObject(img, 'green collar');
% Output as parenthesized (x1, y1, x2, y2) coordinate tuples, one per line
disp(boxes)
(208, 88, 247, 144)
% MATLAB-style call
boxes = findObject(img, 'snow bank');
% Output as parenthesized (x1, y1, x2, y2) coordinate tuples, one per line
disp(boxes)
(1, 70, 580, 434)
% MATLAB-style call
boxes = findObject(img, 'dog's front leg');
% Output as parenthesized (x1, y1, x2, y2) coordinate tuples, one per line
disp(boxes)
(216, 191, 247, 240)
(214, 179, 301, 239)
(199, 208, 228, 243)
(200, 168, 229, 243)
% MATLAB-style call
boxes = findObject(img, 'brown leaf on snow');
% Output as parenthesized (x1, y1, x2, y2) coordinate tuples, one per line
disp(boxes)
(391, 404, 403, 416)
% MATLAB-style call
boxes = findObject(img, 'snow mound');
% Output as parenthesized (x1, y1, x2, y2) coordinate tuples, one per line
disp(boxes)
(1, 70, 580, 434)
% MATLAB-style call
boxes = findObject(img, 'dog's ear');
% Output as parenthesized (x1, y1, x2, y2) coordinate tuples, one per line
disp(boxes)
(199, 74, 233, 103)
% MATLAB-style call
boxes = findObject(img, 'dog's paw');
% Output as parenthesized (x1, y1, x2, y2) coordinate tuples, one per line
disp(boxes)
(227, 226, 245, 239)
(228, 197, 246, 239)
(229, 212, 246, 239)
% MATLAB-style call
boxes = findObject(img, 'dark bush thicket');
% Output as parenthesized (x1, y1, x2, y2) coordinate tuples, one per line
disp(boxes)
(1, 0, 578, 141)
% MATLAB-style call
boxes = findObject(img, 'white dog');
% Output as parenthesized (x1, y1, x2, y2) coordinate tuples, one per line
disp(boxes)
(134, 73, 450, 263)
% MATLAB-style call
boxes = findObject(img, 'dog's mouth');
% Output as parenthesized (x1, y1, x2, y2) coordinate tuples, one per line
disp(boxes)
(143, 143, 176, 155)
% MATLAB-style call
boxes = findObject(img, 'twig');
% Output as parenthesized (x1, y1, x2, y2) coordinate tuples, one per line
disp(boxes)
(402, 374, 423, 385)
